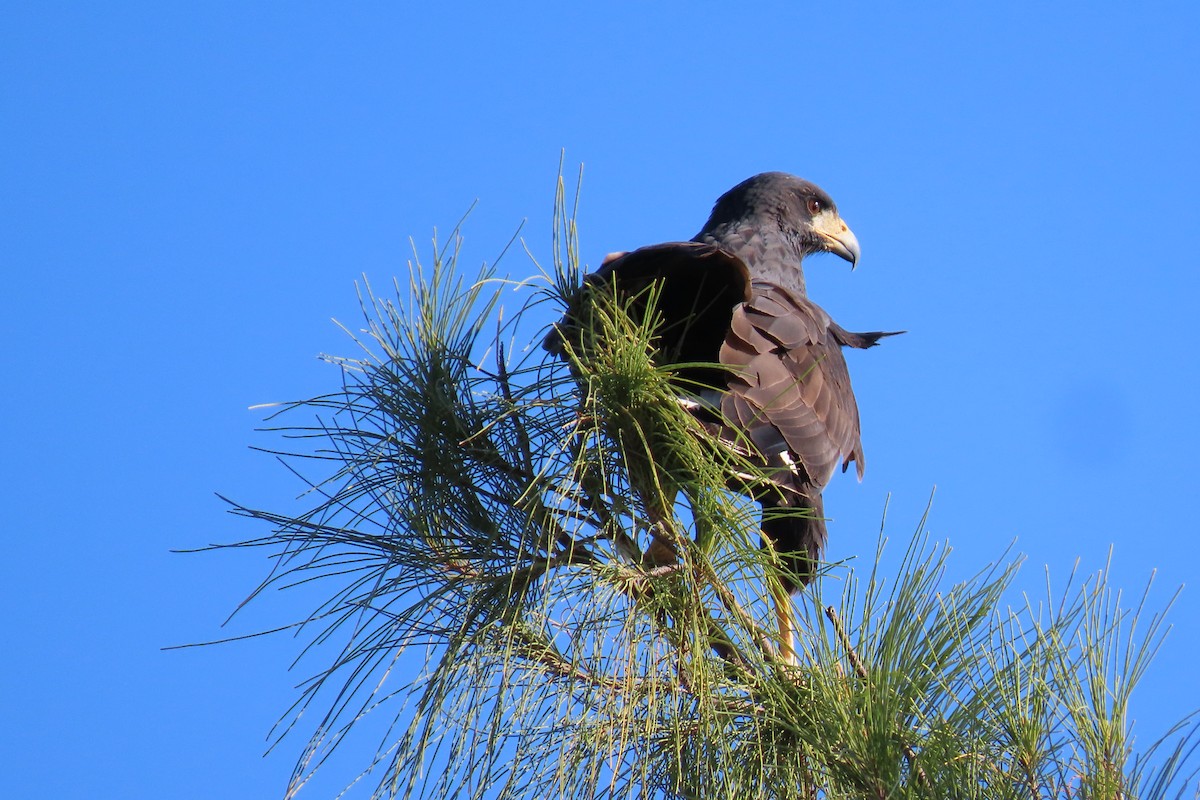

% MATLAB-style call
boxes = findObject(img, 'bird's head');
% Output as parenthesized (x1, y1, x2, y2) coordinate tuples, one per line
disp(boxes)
(702, 172, 861, 268)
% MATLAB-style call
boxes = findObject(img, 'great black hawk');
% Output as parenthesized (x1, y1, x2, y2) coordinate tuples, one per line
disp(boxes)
(547, 172, 896, 663)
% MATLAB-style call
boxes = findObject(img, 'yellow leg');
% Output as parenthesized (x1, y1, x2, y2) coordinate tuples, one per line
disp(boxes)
(771, 578, 797, 666)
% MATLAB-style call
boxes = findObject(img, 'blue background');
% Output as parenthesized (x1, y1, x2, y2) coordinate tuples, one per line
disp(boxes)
(4, 3, 1198, 796)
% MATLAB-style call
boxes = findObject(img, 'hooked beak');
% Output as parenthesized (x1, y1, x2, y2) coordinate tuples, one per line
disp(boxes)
(812, 211, 861, 269)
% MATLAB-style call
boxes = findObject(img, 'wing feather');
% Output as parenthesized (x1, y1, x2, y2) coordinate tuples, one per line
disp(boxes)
(719, 284, 865, 486)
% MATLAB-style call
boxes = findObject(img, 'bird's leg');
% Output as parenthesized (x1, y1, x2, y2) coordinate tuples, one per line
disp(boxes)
(632, 463, 683, 569)
(770, 578, 798, 666)
(642, 505, 682, 569)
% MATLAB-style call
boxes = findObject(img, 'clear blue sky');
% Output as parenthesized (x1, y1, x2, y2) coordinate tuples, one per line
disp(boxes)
(3, 3, 1198, 797)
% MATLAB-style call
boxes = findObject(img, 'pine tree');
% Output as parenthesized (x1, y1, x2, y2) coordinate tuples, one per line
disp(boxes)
(216, 174, 1199, 800)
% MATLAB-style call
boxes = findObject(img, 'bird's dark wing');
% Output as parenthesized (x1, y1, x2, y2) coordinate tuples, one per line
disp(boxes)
(546, 242, 751, 383)
(718, 283, 866, 489)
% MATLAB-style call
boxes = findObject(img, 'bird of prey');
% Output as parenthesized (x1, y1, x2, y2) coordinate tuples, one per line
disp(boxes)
(547, 172, 895, 664)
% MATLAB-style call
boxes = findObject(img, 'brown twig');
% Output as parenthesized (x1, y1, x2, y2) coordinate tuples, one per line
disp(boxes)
(700, 559, 782, 664)
(825, 604, 930, 788)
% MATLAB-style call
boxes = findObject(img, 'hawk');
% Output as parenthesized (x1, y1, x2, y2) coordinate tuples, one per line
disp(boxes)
(548, 172, 896, 663)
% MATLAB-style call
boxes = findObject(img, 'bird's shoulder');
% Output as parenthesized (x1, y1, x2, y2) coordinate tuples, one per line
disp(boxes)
(546, 240, 753, 362)
(575, 240, 751, 303)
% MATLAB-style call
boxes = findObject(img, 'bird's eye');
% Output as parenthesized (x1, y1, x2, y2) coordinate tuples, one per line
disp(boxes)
(806, 198, 823, 215)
